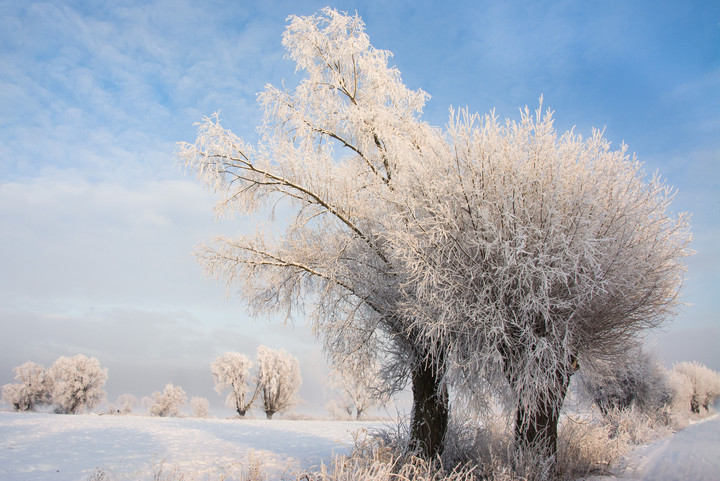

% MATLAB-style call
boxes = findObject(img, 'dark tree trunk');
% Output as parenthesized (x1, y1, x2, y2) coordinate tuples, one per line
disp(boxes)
(409, 359, 449, 459)
(265, 410, 274, 419)
(513, 368, 573, 461)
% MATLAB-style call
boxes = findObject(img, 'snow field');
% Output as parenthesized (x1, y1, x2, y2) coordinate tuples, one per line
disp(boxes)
(0, 412, 385, 480)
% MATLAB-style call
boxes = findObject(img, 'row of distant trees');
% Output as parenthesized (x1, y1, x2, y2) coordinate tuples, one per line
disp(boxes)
(582, 348, 720, 418)
(1, 346, 305, 419)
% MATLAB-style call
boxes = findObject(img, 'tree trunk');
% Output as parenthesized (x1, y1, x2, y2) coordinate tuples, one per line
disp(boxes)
(265, 410, 274, 419)
(409, 359, 449, 459)
(513, 369, 572, 460)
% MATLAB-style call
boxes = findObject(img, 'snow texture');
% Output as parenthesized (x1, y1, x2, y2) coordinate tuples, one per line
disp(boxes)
(0, 412, 383, 480)
(589, 409, 720, 481)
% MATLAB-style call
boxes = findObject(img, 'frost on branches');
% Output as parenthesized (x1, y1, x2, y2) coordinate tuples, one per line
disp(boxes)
(211, 352, 258, 417)
(256, 346, 302, 419)
(150, 383, 187, 417)
(180, 8, 692, 458)
(1, 362, 52, 412)
(389, 106, 692, 457)
(47, 355, 108, 414)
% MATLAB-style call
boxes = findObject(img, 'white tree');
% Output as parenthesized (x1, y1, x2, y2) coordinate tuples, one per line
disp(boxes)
(47, 355, 108, 414)
(329, 357, 387, 420)
(256, 345, 302, 419)
(672, 362, 720, 413)
(1, 361, 52, 412)
(149, 383, 187, 417)
(191, 396, 210, 418)
(180, 7, 450, 456)
(116, 393, 138, 415)
(211, 352, 257, 417)
(581, 347, 671, 415)
(388, 106, 692, 458)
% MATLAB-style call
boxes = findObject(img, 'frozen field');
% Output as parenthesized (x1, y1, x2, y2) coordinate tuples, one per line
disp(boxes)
(0, 412, 386, 480)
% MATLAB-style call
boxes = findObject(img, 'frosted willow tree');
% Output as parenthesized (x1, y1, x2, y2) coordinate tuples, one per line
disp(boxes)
(149, 383, 187, 417)
(256, 346, 302, 419)
(389, 106, 693, 458)
(180, 8, 449, 455)
(329, 356, 388, 420)
(211, 352, 258, 417)
(1, 362, 52, 412)
(48, 355, 108, 414)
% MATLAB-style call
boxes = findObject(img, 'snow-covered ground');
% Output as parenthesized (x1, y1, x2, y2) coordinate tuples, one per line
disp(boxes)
(2, 410, 719, 481)
(0, 412, 386, 480)
(590, 410, 720, 481)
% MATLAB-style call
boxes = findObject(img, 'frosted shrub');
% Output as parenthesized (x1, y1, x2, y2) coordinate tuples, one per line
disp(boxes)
(150, 384, 186, 417)
(1, 361, 52, 412)
(211, 352, 257, 417)
(557, 415, 629, 479)
(48, 355, 108, 414)
(191, 396, 210, 418)
(256, 346, 301, 419)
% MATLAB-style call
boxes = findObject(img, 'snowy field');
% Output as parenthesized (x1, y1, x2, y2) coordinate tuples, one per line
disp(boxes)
(2, 411, 720, 481)
(0, 412, 386, 480)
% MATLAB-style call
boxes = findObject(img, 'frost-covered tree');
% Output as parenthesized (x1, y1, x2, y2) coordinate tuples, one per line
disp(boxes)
(256, 346, 302, 419)
(1, 362, 52, 412)
(47, 355, 108, 414)
(211, 352, 258, 417)
(672, 362, 720, 413)
(116, 393, 138, 415)
(582, 347, 671, 415)
(389, 106, 692, 458)
(191, 396, 210, 418)
(149, 383, 187, 417)
(329, 357, 387, 420)
(180, 7, 450, 456)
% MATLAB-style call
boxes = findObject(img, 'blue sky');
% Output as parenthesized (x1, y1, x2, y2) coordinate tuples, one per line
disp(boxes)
(1, 0, 718, 415)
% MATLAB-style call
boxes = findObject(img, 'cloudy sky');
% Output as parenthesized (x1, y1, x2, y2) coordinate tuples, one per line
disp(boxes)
(1, 0, 718, 416)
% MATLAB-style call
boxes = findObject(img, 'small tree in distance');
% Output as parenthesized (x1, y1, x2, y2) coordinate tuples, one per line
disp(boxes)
(1, 361, 52, 412)
(116, 394, 138, 415)
(150, 383, 187, 417)
(256, 346, 302, 419)
(211, 352, 258, 417)
(48, 355, 108, 414)
(191, 396, 210, 418)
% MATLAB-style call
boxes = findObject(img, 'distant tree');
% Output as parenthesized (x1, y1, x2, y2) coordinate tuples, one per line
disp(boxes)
(48, 355, 107, 414)
(389, 106, 692, 459)
(116, 394, 138, 415)
(672, 362, 720, 413)
(329, 357, 387, 420)
(211, 352, 258, 417)
(256, 346, 302, 419)
(1, 361, 52, 412)
(582, 347, 671, 415)
(149, 384, 187, 417)
(191, 396, 210, 418)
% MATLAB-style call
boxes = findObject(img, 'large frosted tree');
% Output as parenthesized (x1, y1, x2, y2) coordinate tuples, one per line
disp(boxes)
(180, 8, 691, 459)
(180, 8, 449, 455)
(389, 106, 692, 458)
